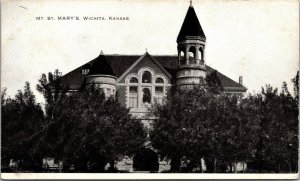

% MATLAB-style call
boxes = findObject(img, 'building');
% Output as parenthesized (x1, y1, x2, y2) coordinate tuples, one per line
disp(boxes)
(53, 3, 247, 172)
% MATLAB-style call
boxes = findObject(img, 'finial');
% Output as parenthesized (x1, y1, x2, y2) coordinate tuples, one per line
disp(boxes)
(100, 50, 104, 55)
(190, 0, 192, 6)
(146, 48, 148, 52)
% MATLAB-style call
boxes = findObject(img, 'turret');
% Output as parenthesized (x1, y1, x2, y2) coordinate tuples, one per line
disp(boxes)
(176, 3, 207, 89)
(85, 51, 117, 97)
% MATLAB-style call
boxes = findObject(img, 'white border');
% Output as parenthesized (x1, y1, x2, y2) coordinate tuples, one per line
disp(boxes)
(1, 173, 299, 180)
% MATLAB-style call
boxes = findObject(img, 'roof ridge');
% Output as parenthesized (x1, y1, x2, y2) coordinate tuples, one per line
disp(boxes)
(103, 54, 177, 56)
(105, 54, 142, 56)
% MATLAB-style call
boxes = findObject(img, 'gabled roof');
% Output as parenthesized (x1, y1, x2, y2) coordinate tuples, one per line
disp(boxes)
(117, 52, 172, 82)
(177, 6, 206, 43)
(55, 54, 246, 92)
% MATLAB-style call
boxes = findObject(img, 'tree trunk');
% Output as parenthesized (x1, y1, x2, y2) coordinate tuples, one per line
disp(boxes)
(108, 160, 115, 172)
(229, 162, 233, 173)
(234, 162, 237, 173)
(62, 161, 71, 172)
(33, 157, 44, 172)
(200, 158, 203, 173)
(213, 158, 217, 173)
(58, 160, 62, 173)
(19, 159, 24, 171)
(170, 156, 181, 172)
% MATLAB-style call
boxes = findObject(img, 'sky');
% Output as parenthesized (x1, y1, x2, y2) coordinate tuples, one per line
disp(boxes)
(1, 0, 299, 104)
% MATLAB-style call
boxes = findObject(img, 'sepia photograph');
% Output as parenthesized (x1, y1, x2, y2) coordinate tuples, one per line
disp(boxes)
(1, 0, 299, 179)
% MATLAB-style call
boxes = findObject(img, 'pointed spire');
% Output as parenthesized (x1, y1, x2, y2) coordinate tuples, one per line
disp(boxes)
(100, 50, 104, 55)
(190, 0, 192, 7)
(177, 5, 206, 43)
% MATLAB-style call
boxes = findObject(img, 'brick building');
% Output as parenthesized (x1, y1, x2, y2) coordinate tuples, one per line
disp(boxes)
(53, 4, 247, 172)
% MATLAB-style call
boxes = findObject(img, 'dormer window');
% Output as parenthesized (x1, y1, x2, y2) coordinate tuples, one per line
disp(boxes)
(82, 69, 89, 75)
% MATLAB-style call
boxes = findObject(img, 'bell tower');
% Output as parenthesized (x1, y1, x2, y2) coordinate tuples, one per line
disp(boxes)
(176, 2, 207, 89)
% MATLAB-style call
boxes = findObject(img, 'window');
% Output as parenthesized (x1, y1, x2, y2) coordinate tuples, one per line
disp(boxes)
(126, 71, 168, 109)
(129, 97, 138, 108)
(142, 71, 152, 83)
(129, 86, 138, 108)
(180, 51, 185, 58)
(155, 86, 163, 94)
(188, 52, 194, 58)
(130, 77, 138, 83)
(155, 78, 164, 84)
(199, 47, 203, 60)
(188, 46, 196, 64)
(82, 69, 89, 74)
(180, 51, 185, 65)
(129, 86, 138, 93)
(142, 88, 151, 104)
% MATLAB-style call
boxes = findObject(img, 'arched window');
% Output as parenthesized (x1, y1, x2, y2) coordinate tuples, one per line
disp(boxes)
(180, 51, 185, 65)
(180, 51, 185, 58)
(130, 77, 138, 83)
(199, 47, 203, 60)
(155, 78, 164, 84)
(142, 88, 151, 104)
(188, 46, 196, 64)
(142, 71, 152, 83)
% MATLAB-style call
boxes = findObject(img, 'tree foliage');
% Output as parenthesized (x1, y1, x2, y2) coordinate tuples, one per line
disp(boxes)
(40, 87, 146, 172)
(1, 82, 45, 171)
(36, 69, 64, 116)
(149, 71, 298, 173)
(2, 70, 147, 173)
(248, 82, 298, 172)
(1, 70, 298, 173)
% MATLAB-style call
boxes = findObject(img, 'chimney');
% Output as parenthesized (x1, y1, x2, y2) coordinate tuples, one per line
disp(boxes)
(239, 76, 243, 85)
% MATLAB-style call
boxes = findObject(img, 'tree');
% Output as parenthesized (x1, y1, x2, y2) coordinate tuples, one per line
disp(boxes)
(36, 69, 64, 116)
(149, 71, 299, 173)
(40, 87, 146, 172)
(206, 70, 223, 93)
(241, 81, 298, 173)
(149, 68, 248, 173)
(291, 71, 299, 102)
(149, 86, 239, 172)
(1, 82, 45, 172)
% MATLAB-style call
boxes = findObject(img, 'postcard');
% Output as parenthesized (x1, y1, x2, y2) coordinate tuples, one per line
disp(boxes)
(1, 0, 299, 179)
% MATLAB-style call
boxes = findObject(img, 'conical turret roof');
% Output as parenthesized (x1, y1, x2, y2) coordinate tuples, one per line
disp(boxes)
(177, 5, 206, 43)
(88, 53, 115, 76)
